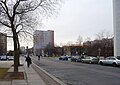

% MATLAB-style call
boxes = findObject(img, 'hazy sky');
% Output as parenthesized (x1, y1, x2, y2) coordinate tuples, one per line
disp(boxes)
(41, 0, 113, 46)
(8, 0, 113, 50)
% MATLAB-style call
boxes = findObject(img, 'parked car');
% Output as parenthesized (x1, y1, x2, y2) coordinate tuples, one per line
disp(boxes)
(99, 56, 120, 66)
(59, 56, 68, 61)
(0, 56, 8, 61)
(66, 55, 71, 60)
(7, 56, 14, 60)
(81, 56, 99, 64)
(71, 56, 81, 62)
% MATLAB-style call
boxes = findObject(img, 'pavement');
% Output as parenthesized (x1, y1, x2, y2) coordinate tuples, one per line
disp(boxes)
(0, 57, 46, 85)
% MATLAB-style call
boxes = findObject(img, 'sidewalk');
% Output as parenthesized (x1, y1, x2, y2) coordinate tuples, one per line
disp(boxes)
(24, 64, 46, 85)
(0, 58, 46, 85)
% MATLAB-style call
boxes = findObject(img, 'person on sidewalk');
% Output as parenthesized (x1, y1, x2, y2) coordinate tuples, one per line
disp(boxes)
(25, 55, 32, 67)
(38, 55, 40, 60)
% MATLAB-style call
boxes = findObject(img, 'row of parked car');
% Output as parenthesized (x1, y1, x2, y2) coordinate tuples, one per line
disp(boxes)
(59, 55, 120, 67)
(59, 55, 99, 63)
(0, 56, 14, 61)
(99, 56, 120, 66)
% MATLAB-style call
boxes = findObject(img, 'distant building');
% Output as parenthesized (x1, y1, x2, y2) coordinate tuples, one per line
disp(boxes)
(33, 30, 54, 56)
(113, 0, 120, 56)
(0, 33, 7, 55)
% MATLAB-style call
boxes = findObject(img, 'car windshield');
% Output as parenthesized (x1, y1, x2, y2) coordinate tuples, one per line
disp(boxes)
(61, 56, 66, 58)
(109, 57, 116, 60)
(116, 56, 120, 60)
(105, 57, 110, 60)
(84, 57, 90, 59)
(72, 56, 79, 58)
(92, 58, 97, 60)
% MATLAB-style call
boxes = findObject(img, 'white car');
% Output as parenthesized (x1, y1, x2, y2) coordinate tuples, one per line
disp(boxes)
(7, 56, 14, 60)
(81, 56, 99, 64)
(99, 56, 120, 66)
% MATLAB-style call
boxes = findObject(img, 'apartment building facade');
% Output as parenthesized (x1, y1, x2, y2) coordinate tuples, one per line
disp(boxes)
(0, 33, 7, 55)
(33, 30, 54, 56)
(113, 0, 120, 56)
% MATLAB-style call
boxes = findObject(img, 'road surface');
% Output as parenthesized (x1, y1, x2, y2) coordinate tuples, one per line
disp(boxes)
(33, 57, 120, 85)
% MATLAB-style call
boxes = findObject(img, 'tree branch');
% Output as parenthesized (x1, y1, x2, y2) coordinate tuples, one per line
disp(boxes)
(16, 0, 43, 14)
(7, 35, 13, 38)
(1, 0, 12, 21)
(13, 0, 20, 19)
(0, 2, 7, 13)
(0, 21, 11, 28)
(18, 30, 32, 35)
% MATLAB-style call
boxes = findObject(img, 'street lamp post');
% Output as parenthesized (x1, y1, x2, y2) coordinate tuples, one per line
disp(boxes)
(98, 48, 101, 57)
(26, 46, 28, 55)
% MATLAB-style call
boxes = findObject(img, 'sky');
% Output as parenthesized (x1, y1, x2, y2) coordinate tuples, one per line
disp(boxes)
(42, 0, 113, 45)
(7, 0, 113, 50)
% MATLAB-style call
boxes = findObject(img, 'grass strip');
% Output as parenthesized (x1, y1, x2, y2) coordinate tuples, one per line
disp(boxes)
(0, 68, 9, 79)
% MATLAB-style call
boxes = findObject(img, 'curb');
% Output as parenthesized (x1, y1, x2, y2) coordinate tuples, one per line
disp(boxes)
(32, 63, 67, 85)
(23, 65, 28, 85)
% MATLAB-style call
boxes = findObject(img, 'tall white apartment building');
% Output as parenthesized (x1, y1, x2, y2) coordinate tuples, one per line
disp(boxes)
(33, 30, 54, 55)
(113, 0, 120, 56)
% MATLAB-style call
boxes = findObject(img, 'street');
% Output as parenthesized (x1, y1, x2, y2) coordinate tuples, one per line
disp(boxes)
(33, 57, 120, 85)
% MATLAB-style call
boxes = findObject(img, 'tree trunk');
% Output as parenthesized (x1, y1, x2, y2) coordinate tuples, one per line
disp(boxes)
(12, 27, 19, 73)
(17, 34, 20, 66)
(10, 15, 20, 72)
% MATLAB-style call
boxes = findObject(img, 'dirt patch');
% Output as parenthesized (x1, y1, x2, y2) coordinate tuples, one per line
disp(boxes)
(3, 72, 24, 80)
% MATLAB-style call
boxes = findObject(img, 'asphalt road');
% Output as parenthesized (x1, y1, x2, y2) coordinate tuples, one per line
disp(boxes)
(33, 57, 120, 85)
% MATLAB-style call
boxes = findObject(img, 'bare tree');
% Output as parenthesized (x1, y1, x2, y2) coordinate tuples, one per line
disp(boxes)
(85, 37, 91, 42)
(96, 30, 105, 40)
(67, 41, 73, 46)
(0, 0, 62, 73)
(96, 30, 113, 40)
(76, 35, 83, 45)
(95, 30, 113, 57)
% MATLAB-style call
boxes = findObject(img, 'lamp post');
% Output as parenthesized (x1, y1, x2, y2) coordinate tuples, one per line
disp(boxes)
(98, 48, 101, 57)
(26, 46, 28, 55)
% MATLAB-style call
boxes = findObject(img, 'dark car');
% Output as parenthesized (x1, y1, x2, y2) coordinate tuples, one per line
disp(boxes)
(71, 56, 81, 62)
(59, 56, 68, 61)
(0, 56, 8, 61)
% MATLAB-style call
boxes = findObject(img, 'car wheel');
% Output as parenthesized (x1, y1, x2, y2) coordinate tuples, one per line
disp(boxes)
(81, 60, 84, 63)
(112, 63, 117, 67)
(99, 61, 103, 65)
(89, 61, 92, 64)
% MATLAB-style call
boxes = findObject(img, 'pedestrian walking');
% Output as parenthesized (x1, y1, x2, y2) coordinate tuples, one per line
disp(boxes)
(38, 55, 40, 60)
(25, 55, 32, 67)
